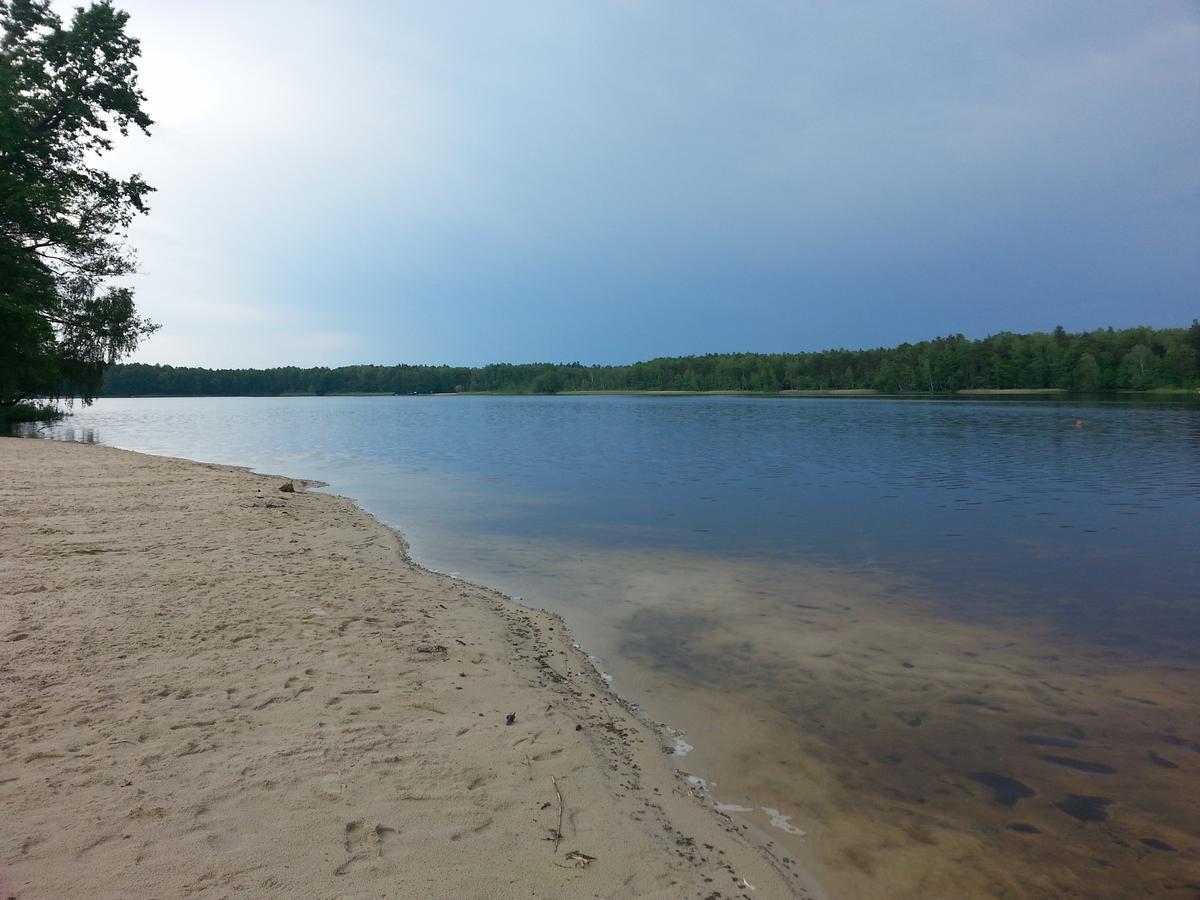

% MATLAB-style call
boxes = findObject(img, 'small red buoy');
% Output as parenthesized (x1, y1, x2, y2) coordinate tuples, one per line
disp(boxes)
(1075, 419, 1083, 429)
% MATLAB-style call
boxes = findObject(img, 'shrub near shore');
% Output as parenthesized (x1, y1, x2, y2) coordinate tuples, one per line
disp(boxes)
(0, 403, 63, 426)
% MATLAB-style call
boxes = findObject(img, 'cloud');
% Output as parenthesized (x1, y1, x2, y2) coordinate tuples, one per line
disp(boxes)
(136, 323, 360, 369)
(61, 0, 1200, 366)
(165, 299, 273, 325)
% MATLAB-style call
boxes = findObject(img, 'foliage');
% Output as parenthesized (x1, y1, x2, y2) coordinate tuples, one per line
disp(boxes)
(101, 324, 1200, 397)
(0, 0, 158, 413)
(0, 399, 62, 425)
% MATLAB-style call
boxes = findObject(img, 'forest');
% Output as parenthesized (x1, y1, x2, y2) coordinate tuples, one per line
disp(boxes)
(101, 324, 1200, 397)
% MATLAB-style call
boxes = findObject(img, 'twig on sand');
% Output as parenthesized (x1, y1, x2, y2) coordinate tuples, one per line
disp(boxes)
(552, 776, 564, 852)
(553, 850, 598, 869)
(564, 850, 597, 868)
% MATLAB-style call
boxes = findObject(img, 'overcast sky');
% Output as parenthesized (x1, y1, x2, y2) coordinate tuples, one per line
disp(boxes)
(94, 1, 1199, 368)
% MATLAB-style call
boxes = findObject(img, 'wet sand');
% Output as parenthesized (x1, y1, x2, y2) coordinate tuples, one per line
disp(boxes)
(0, 437, 814, 899)
(427, 538, 1200, 900)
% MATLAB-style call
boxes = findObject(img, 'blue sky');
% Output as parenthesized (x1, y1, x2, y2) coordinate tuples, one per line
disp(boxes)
(101, 1, 1198, 367)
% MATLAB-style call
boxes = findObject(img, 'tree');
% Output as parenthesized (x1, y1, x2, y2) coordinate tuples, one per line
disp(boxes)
(1118, 344, 1156, 390)
(1, 0, 157, 416)
(1072, 352, 1102, 391)
(1162, 340, 1196, 386)
(531, 367, 562, 394)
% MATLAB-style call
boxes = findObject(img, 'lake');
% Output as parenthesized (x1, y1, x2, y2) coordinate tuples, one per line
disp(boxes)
(13, 394, 1200, 898)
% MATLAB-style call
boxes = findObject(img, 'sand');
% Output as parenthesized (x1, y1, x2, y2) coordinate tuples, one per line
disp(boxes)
(0, 437, 814, 899)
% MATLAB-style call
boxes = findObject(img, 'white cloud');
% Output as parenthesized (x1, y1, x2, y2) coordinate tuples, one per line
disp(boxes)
(165, 298, 274, 325)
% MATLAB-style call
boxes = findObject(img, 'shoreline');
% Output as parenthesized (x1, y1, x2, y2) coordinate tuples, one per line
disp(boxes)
(78, 386, 1200, 403)
(0, 437, 819, 899)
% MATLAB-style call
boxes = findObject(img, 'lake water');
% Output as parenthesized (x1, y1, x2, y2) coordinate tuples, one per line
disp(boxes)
(13, 395, 1200, 898)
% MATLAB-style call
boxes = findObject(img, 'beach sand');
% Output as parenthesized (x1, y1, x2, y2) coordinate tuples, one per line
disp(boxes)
(0, 437, 815, 899)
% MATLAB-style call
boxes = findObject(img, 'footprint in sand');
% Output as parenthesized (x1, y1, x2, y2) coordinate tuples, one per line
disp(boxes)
(335, 820, 397, 874)
(317, 773, 344, 797)
(466, 771, 495, 791)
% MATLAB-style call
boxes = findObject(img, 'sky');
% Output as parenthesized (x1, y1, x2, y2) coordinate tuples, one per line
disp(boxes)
(84, 1, 1200, 368)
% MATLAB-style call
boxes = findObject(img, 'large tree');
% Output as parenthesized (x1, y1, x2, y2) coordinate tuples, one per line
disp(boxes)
(1, 0, 157, 415)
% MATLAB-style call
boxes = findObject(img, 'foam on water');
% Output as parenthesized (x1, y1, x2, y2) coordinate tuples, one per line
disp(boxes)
(714, 801, 754, 813)
(761, 807, 807, 837)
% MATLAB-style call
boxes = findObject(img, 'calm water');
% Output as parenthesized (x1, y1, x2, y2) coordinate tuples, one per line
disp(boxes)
(14, 395, 1200, 898)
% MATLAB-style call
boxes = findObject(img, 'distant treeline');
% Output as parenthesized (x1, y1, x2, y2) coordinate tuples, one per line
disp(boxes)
(102, 324, 1200, 397)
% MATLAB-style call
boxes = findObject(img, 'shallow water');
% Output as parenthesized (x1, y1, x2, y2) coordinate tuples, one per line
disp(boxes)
(14, 394, 1200, 897)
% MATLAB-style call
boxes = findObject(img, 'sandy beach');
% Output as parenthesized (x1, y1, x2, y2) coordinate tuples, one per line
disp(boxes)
(0, 437, 815, 899)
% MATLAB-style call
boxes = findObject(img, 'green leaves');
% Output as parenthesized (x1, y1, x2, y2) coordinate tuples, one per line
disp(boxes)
(0, 0, 156, 409)
(97, 323, 1200, 398)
